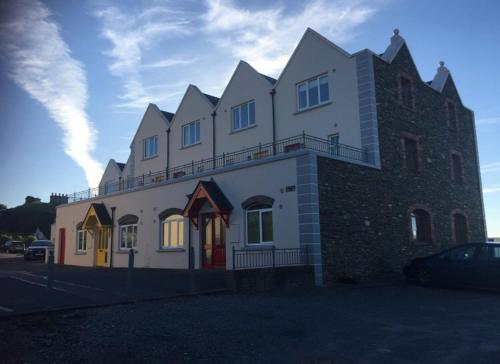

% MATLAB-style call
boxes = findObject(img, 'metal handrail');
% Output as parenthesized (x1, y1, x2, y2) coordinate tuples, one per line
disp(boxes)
(67, 133, 367, 203)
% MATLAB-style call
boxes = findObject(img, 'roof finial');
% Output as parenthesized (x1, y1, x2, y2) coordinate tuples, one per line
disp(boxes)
(393, 28, 400, 36)
(439, 61, 445, 67)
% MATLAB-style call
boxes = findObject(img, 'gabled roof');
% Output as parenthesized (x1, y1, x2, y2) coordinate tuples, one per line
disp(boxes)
(259, 73, 277, 85)
(183, 179, 233, 226)
(203, 93, 219, 106)
(213, 61, 276, 112)
(429, 61, 450, 93)
(272, 27, 352, 90)
(161, 110, 174, 122)
(82, 203, 112, 229)
(129, 103, 171, 148)
(169, 85, 219, 127)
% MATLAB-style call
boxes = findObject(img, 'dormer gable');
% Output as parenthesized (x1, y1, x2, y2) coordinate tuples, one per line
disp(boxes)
(273, 27, 351, 90)
(99, 158, 123, 186)
(214, 60, 275, 113)
(169, 85, 218, 127)
(129, 103, 171, 148)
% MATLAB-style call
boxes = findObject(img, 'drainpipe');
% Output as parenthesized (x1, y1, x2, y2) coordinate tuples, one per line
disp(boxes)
(110, 206, 116, 268)
(212, 111, 216, 168)
(166, 129, 171, 179)
(270, 89, 277, 155)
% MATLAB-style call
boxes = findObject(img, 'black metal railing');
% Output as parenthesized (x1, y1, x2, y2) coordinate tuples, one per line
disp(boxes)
(67, 133, 367, 203)
(232, 246, 309, 270)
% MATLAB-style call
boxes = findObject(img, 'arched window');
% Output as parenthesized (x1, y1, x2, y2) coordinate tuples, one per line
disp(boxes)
(452, 212, 468, 244)
(118, 214, 138, 250)
(242, 196, 274, 245)
(159, 209, 184, 249)
(76, 222, 87, 252)
(410, 208, 432, 243)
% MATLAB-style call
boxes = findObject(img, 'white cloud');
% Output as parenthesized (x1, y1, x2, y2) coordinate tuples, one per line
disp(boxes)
(95, 5, 193, 109)
(476, 117, 500, 126)
(482, 162, 500, 173)
(202, 0, 378, 76)
(484, 186, 500, 194)
(0, 0, 103, 187)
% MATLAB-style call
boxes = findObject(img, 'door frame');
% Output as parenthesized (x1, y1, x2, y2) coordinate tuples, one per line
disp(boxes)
(200, 213, 226, 269)
(58, 228, 66, 264)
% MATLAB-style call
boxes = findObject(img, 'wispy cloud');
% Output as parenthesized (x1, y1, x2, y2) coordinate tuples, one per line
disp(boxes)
(484, 186, 500, 194)
(476, 117, 500, 126)
(202, 0, 379, 76)
(0, 0, 103, 186)
(482, 162, 500, 173)
(143, 57, 198, 69)
(95, 5, 193, 109)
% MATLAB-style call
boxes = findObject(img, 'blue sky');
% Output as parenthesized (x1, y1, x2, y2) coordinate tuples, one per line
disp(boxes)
(0, 0, 498, 235)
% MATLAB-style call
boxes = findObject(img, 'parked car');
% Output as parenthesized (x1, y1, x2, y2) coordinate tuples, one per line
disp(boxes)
(3, 240, 25, 254)
(404, 243, 500, 290)
(24, 240, 53, 261)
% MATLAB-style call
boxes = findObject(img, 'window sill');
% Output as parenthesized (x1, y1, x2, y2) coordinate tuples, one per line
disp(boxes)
(229, 124, 257, 135)
(75, 251, 87, 255)
(243, 243, 274, 250)
(116, 249, 138, 254)
(157, 248, 185, 253)
(180, 142, 201, 150)
(294, 101, 331, 115)
(142, 155, 159, 161)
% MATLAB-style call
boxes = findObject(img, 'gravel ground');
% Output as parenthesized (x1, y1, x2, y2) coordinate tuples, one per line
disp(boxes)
(2, 285, 500, 364)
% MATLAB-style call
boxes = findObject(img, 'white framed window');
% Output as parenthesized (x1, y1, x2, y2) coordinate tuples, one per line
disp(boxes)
(232, 101, 256, 131)
(119, 224, 137, 250)
(182, 120, 201, 147)
(161, 215, 184, 249)
(297, 74, 330, 111)
(143, 135, 158, 159)
(77, 230, 87, 252)
(329, 133, 339, 155)
(246, 205, 273, 245)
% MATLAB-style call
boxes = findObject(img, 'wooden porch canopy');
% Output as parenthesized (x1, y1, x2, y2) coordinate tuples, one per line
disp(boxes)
(183, 179, 233, 228)
(82, 203, 112, 230)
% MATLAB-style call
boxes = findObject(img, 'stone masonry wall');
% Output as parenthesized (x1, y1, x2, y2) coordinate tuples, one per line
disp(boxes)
(318, 45, 486, 284)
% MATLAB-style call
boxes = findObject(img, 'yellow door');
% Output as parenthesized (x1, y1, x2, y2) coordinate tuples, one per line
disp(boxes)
(95, 229, 109, 267)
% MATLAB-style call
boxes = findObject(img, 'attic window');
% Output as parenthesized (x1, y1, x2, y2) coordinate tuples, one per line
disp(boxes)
(447, 100, 458, 129)
(400, 75, 414, 109)
(143, 135, 158, 159)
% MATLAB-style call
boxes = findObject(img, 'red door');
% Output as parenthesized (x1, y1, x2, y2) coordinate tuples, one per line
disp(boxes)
(59, 228, 66, 264)
(201, 214, 226, 269)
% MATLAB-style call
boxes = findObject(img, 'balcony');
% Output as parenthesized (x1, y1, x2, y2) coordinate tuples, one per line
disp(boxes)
(67, 134, 368, 204)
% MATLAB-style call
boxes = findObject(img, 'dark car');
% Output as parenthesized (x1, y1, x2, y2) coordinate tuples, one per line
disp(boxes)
(404, 243, 500, 290)
(3, 240, 25, 254)
(24, 240, 53, 261)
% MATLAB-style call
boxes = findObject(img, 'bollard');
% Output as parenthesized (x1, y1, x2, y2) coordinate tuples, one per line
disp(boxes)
(127, 248, 134, 291)
(47, 249, 54, 291)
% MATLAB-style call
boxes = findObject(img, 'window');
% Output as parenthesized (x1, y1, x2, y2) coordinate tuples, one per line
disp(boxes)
(403, 137, 419, 173)
(400, 75, 414, 109)
(77, 230, 87, 252)
(452, 213, 468, 244)
(143, 136, 158, 159)
(451, 153, 463, 183)
(410, 209, 432, 243)
(297, 74, 329, 111)
(246, 204, 273, 245)
(119, 224, 137, 250)
(329, 133, 340, 155)
(182, 121, 201, 147)
(447, 101, 457, 129)
(161, 214, 184, 249)
(232, 101, 256, 131)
